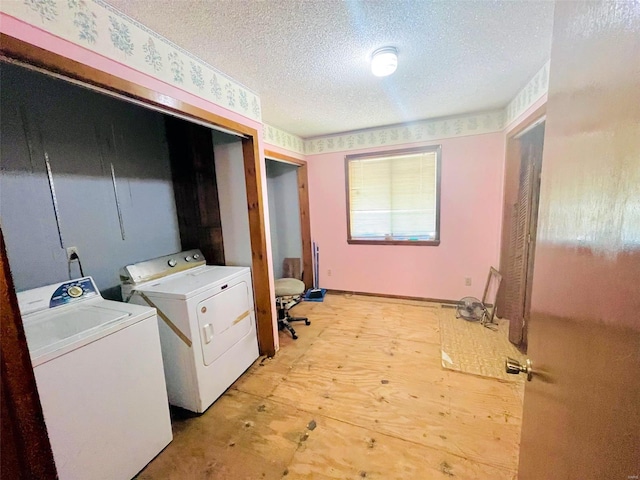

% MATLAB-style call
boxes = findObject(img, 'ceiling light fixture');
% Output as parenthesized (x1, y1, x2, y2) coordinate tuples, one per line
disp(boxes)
(371, 47, 398, 77)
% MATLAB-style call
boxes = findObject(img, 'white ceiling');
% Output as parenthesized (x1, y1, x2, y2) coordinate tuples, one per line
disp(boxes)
(107, 0, 554, 138)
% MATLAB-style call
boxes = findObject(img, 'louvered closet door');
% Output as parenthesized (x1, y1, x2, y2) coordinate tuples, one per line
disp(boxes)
(507, 146, 535, 345)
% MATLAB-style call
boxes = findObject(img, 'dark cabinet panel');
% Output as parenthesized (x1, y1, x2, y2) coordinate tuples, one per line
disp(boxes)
(165, 117, 225, 265)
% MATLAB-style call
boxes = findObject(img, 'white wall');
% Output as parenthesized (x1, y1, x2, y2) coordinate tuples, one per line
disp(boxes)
(0, 63, 181, 299)
(266, 160, 302, 278)
(214, 141, 253, 267)
(267, 174, 282, 277)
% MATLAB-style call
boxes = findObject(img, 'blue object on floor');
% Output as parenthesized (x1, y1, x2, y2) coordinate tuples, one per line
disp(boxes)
(303, 288, 326, 302)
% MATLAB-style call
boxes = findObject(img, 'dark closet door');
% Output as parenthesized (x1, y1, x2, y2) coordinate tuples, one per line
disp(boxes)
(505, 124, 544, 348)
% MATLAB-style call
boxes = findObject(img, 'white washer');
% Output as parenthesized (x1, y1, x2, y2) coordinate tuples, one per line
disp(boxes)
(17, 277, 172, 480)
(120, 249, 260, 413)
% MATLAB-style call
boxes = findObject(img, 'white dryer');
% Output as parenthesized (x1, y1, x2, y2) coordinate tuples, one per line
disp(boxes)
(17, 277, 172, 480)
(120, 249, 259, 413)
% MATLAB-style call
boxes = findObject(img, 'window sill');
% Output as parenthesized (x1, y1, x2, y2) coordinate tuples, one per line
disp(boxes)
(347, 239, 440, 246)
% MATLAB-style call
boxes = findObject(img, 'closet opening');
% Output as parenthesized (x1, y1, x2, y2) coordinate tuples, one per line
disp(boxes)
(0, 34, 278, 476)
(264, 151, 313, 291)
(0, 37, 276, 356)
(497, 108, 546, 352)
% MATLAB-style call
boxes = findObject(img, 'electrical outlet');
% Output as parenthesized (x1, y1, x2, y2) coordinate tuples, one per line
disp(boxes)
(327, 269, 332, 277)
(66, 246, 79, 260)
(465, 277, 472, 286)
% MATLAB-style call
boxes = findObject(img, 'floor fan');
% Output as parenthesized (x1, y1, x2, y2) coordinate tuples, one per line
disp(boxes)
(455, 267, 502, 330)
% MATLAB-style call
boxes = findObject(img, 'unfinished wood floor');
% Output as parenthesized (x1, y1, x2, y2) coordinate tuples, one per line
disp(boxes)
(136, 294, 524, 479)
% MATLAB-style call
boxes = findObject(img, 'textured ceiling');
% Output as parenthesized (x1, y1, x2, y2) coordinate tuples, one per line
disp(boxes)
(107, 0, 554, 138)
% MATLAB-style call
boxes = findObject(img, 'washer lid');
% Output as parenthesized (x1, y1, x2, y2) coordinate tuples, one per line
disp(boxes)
(135, 266, 250, 300)
(23, 301, 155, 366)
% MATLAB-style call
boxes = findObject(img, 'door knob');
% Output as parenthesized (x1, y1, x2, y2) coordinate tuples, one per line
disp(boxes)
(505, 358, 533, 381)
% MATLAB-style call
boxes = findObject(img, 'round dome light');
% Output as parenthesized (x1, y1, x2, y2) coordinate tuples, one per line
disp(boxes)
(371, 47, 398, 77)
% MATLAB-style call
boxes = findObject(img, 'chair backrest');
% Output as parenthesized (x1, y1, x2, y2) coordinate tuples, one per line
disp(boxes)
(282, 258, 302, 280)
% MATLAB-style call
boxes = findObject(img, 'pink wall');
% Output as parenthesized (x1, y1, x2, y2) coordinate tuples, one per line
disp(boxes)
(307, 132, 506, 300)
(2, 12, 547, 308)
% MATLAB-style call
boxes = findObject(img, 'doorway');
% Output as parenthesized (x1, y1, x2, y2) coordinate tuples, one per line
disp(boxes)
(497, 118, 545, 351)
(266, 160, 303, 279)
(264, 151, 313, 290)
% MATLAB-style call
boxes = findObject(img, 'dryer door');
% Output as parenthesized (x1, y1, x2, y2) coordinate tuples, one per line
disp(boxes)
(196, 281, 253, 366)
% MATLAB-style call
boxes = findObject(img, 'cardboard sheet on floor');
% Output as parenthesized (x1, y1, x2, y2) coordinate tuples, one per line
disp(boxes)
(282, 258, 301, 280)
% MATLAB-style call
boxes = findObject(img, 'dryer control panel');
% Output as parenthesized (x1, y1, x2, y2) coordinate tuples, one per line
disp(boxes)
(120, 249, 206, 285)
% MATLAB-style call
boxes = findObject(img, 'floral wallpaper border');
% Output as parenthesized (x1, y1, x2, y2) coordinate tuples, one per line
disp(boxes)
(302, 61, 549, 156)
(263, 124, 305, 155)
(2, 0, 548, 157)
(505, 61, 550, 127)
(303, 110, 506, 155)
(1, 0, 262, 122)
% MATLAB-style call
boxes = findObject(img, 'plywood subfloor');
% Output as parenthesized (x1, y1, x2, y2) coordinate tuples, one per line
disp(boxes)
(136, 294, 523, 480)
(438, 307, 528, 383)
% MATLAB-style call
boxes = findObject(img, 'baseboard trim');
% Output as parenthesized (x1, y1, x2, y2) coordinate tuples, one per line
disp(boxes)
(325, 289, 458, 305)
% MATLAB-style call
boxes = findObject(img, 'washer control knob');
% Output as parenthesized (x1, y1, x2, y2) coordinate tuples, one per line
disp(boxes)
(67, 286, 83, 298)
(193, 254, 200, 260)
(185, 255, 193, 262)
(168, 259, 177, 267)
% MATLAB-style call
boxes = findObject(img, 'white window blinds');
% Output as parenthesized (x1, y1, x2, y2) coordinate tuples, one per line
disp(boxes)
(347, 149, 439, 242)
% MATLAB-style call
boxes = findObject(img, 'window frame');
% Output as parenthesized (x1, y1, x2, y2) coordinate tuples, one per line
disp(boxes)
(345, 145, 442, 246)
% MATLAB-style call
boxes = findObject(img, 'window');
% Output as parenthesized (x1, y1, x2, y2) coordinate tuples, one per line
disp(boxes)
(345, 146, 441, 245)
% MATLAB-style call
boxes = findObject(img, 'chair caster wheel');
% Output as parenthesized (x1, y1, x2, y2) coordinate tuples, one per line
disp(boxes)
(305, 320, 311, 325)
